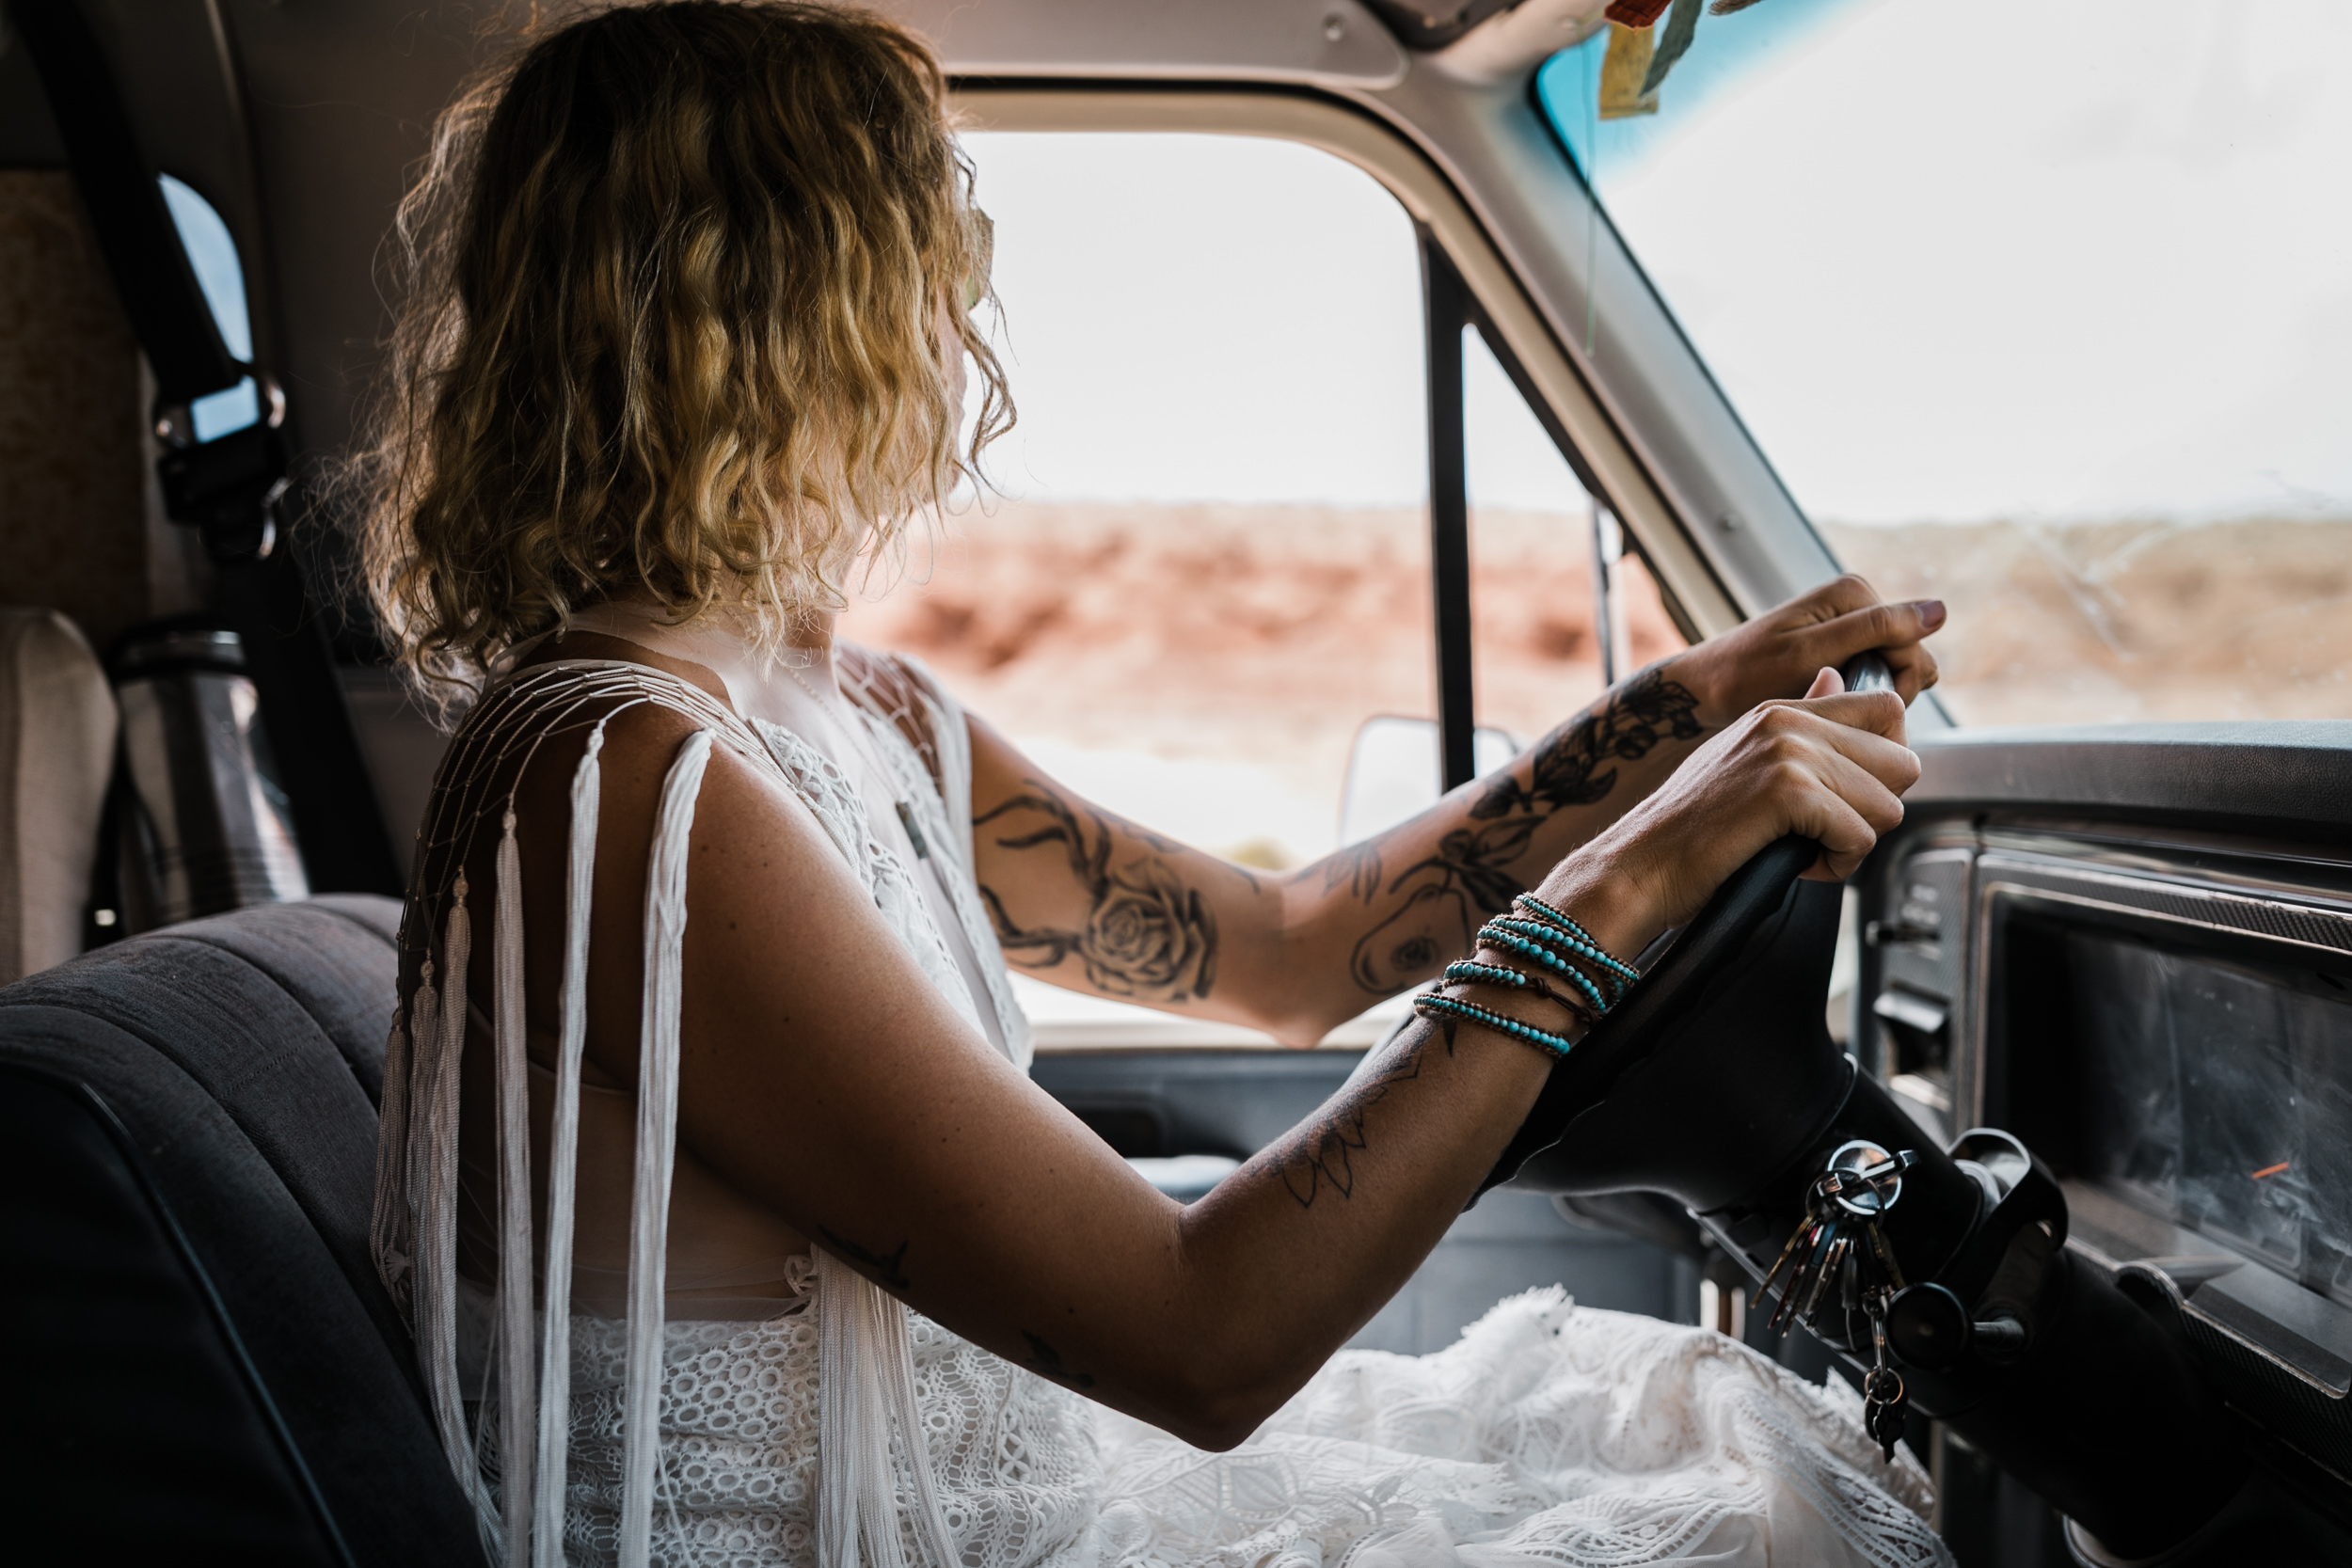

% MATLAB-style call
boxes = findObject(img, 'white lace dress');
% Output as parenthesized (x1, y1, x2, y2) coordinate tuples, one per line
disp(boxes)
(370, 653, 1954, 1568)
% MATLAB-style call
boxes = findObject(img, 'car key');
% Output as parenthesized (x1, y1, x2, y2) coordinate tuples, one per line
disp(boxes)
(1862, 1304, 1908, 1463)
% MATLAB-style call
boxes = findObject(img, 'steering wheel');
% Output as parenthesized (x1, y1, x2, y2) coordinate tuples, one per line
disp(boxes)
(1481, 654, 1898, 1212)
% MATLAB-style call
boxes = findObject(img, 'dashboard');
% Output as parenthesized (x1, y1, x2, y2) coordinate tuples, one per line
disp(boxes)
(1858, 727, 2352, 1497)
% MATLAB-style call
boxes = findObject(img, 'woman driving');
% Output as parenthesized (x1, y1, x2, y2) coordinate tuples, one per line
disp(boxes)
(357, 5, 1950, 1565)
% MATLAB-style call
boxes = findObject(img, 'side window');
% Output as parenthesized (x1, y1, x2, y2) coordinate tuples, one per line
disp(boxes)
(843, 132, 1430, 1045)
(156, 174, 262, 440)
(839, 131, 1682, 1046)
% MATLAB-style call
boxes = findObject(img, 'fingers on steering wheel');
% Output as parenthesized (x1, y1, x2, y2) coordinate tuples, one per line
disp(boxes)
(1804, 750, 1907, 881)
(1815, 704, 1922, 791)
(1812, 595, 1946, 703)
(1797, 687, 1911, 741)
(1883, 647, 1938, 706)
(1808, 573, 1882, 619)
(1798, 785, 1880, 881)
(1756, 701, 1914, 880)
(1875, 603, 1945, 703)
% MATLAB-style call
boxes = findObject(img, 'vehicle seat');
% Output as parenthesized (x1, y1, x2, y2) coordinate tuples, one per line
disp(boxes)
(0, 895, 483, 1565)
(0, 607, 117, 985)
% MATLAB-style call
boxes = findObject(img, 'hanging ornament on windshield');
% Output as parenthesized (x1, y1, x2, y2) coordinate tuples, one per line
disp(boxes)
(1602, 0, 1787, 107)
(1641, 0, 1707, 95)
(1598, 24, 1660, 119)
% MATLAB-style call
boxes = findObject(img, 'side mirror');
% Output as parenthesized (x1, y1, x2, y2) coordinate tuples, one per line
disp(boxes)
(1337, 715, 1522, 847)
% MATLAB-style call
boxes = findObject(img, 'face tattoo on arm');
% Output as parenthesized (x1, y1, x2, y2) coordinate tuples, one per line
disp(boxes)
(1343, 670, 1700, 997)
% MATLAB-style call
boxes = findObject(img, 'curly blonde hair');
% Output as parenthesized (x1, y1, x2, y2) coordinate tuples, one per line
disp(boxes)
(345, 0, 1009, 709)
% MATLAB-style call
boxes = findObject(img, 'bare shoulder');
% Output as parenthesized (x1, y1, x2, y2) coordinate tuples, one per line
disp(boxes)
(553, 694, 844, 873)
(474, 670, 857, 934)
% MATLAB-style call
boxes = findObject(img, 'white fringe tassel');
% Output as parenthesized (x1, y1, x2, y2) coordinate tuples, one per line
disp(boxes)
(818, 1250, 961, 1568)
(370, 1005, 414, 1313)
(495, 804, 537, 1568)
(533, 721, 606, 1568)
(418, 879, 489, 1534)
(618, 730, 716, 1568)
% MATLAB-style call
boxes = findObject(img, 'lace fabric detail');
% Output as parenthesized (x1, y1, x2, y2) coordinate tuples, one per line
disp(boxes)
(532, 1289, 1947, 1568)
(746, 717, 975, 1037)
(532, 1307, 1100, 1568)
(1082, 1291, 1947, 1568)
(842, 684, 1033, 1069)
(836, 644, 947, 802)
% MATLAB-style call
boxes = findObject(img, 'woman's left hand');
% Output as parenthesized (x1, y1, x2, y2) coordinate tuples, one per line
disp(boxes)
(1667, 575, 1944, 729)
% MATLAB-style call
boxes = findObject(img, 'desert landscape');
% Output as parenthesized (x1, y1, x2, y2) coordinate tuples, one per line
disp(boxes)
(838, 501, 2352, 867)
(1821, 518, 2352, 727)
(837, 501, 1683, 867)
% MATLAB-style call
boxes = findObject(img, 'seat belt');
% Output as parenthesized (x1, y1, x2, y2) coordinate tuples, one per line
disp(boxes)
(9, 0, 402, 898)
(8, 0, 290, 560)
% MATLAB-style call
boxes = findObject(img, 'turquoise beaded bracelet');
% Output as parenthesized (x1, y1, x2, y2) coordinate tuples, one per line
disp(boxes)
(1476, 926, 1616, 1017)
(1442, 959, 1600, 1031)
(1483, 916, 1637, 999)
(1514, 895, 1644, 986)
(1413, 990, 1576, 1060)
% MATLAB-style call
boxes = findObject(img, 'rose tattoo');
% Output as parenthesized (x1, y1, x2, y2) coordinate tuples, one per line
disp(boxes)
(977, 783, 1218, 1001)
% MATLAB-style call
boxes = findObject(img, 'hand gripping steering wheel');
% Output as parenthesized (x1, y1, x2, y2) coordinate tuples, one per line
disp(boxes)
(1481, 654, 1908, 1217)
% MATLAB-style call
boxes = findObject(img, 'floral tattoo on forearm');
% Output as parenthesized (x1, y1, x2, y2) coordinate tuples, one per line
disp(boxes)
(977, 781, 1220, 1001)
(1264, 1015, 1456, 1207)
(1343, 668, 1701, 995)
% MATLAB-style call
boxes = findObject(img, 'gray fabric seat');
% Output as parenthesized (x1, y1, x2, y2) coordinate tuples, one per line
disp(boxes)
(0, 895, 482, 1565)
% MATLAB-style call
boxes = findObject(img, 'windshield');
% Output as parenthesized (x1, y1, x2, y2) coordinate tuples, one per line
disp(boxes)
(1537, 0, 2352, 726)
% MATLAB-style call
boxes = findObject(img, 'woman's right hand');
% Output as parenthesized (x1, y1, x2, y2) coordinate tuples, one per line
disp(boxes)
(1536, 666, 1920, 957)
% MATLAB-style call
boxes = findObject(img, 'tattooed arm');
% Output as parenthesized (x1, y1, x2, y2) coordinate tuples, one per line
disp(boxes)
(965, 671, 1699, 1040)
(967, 577, 1945, 1041)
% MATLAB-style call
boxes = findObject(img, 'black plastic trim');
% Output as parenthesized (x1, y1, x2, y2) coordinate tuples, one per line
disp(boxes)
(1420, 227, 1477, 791)
(4, 0, 243, 403)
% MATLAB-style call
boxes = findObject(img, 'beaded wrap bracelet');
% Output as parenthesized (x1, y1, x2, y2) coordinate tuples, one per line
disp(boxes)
(1476, 926, 1618, 1018)
(1513, 893, 1643, 983)
(1486, 916, 1639, 1001)
(1468, 926, 1618, 1010)
(1409, 894, 1640, 1062)
(1439, 959, 1600, 1032)
(1412, 991, 1577, 1059)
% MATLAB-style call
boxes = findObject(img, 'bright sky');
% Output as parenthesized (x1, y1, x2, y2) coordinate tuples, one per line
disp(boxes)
(965, 0, 2352, 526)
(962, 131, 1592, 515)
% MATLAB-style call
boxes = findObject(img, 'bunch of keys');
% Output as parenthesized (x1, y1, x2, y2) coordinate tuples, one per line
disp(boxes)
(1751, 1140, 1918, 1461)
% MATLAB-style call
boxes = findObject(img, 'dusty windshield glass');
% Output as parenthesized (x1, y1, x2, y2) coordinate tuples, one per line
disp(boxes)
(1538, 0, 2352, 726)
